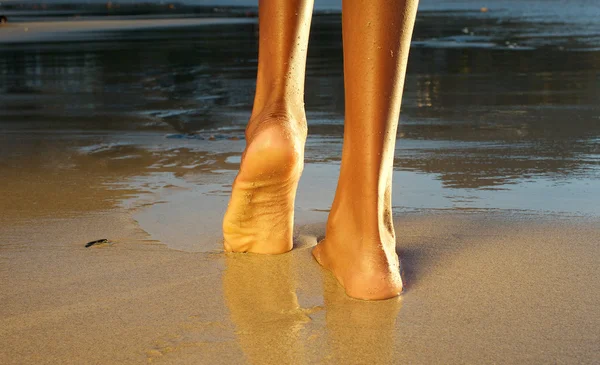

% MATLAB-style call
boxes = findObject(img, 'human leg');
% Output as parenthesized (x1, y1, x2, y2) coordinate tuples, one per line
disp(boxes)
(223, 0, 314, 254)
(312, 0, 419, 299)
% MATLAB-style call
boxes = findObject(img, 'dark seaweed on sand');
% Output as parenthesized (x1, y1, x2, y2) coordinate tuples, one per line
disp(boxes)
(85, 239, 109, 248)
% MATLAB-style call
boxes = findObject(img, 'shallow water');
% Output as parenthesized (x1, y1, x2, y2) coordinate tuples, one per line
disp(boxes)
(1, 13, 598, 226)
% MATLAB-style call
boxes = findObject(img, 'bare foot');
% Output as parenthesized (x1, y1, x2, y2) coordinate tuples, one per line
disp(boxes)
(222, 106, 306, 254)
(312, 225, 403, 300)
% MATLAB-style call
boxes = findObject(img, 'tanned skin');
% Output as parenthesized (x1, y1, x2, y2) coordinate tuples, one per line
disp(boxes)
(223, 0, 419, 300)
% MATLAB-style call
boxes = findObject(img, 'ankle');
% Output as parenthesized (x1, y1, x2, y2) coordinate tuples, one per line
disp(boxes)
(326, 207, 396, 249)
(247, 102, 307, 141)
(251, 96, 306, 121)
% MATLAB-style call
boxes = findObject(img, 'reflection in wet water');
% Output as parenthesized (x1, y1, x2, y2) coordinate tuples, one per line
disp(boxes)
(0, 131, 242, 223)
(0, 22, 261, 131)
(222, 249, 403, 365)
(223, 253, 313, 365)
(319, 276, 403, 365)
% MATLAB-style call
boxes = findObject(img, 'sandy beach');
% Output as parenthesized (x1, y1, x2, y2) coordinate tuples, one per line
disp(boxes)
(1, 9, 600, 364)
(1, 164, 599, 363)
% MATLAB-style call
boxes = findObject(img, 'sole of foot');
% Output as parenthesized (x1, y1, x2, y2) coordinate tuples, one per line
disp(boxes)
(312, 236, 403, 300)
(222, 109, 306, 254)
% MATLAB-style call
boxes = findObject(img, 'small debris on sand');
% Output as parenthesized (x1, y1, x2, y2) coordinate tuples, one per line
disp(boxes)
(85, 239, 111, 248)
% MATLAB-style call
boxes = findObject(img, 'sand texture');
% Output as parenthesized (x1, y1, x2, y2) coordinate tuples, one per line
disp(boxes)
(1, 168, 599, 364)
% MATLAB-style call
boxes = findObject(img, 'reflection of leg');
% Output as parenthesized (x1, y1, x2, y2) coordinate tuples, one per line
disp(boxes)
(322, 277, 402, 364)
(313, 0, 419, 299)
(223, 255, 308, 364)
(223, 0, 314, 254)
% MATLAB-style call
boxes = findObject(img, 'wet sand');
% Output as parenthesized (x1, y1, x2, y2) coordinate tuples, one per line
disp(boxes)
(1, 164, 599, 364)
(1, 11, 600, 365)
(0, 131, 599, 364)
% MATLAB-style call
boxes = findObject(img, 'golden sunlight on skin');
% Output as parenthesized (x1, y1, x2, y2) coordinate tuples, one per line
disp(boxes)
(222, 107, 307, 254)
(222, 0, 313, 254)
(313, 0, 418, 300)
(223, 0, 419, 300)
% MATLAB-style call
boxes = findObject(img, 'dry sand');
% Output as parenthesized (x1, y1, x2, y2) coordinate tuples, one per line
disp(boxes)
(1, 159, 599, 364)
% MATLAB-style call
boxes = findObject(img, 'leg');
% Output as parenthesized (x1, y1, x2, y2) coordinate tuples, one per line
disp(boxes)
(223, 0, 314, 254)
(312, 0, 419, 299)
